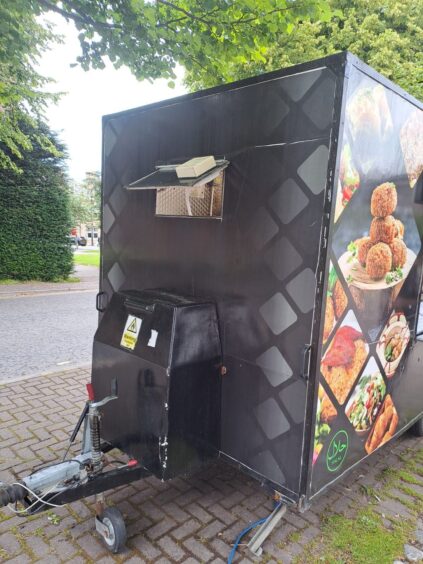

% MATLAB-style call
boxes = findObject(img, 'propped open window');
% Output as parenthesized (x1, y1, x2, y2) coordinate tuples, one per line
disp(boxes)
(126, 159, 228, 218)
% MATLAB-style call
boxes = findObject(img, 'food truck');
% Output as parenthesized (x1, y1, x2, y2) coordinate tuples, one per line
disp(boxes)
(1, 51, 422, 557)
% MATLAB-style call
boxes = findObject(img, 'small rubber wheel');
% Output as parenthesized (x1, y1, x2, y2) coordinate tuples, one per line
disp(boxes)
(99, 507, 127, 553)
(410, 417, 423, 437)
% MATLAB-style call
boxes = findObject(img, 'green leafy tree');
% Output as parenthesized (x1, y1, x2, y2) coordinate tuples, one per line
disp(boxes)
(187, 0, 423, 100)
(0, 121, 73, 281)
(0, 1, 60, 171)
(1, 0, 331, 171)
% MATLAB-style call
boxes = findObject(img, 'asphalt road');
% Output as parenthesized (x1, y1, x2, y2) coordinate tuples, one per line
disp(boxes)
(0, 290, 98, 383)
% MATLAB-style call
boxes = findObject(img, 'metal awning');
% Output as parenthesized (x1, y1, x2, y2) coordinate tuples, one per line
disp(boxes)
(126, 159, 229, 190)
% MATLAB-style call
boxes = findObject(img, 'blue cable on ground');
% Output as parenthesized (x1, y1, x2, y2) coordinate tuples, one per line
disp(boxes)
(227, 502, 282, 563)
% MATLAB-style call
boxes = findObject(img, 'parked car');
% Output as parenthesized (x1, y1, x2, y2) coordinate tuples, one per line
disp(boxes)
(78, 236, 87, 246)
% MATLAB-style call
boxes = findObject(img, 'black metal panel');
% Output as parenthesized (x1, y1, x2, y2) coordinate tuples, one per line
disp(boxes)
(99, 57, 343, 498)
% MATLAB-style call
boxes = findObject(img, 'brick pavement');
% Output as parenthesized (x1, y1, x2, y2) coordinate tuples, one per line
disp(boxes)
(0, 367, 422, 563)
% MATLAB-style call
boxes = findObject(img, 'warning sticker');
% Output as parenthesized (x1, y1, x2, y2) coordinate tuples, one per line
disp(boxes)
(120, 315, 142, 351)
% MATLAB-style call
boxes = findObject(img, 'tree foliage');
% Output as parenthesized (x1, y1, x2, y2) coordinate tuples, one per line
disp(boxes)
(187, 0, 423, 100)
(69, 171, 101, 229)
(0, 121, 73, 281)
(0, 1, 60, 172)
(0, 0, 331, 171)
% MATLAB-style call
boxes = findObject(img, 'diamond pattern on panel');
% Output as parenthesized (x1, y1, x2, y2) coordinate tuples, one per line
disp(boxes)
(102, 204, 115, 234)
(107, 262, 125, 292)
(297, 145, 329, 195)
(279, 380, 307, 424)
(259, 293, 297, 335)
(286, 268, 316, 314)
(280, 69, 322, 102)
(109, 183, 128, 218)
(264, 236, 302, 282)
(254, 398, 290, 440)
(104, 123, 118, 157)
(268, 178, 309, 225)
(261, 91, 289, 135)
(248, 206, 279, 250)
(250, 449, 286, 483)
(256, 346, 293, 387)
(302, 76, 336, 130)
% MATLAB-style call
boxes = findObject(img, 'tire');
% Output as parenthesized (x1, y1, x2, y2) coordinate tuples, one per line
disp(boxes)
(410, 417, 423, 437)
(99, 507, 127, 553)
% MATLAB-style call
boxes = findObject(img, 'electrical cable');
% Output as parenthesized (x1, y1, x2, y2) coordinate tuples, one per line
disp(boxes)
(6, 482, 62, 515)
(227, 502, 283, 564)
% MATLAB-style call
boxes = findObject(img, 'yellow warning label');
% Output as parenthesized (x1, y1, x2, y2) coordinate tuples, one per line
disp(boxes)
(120, 315, 142, 350)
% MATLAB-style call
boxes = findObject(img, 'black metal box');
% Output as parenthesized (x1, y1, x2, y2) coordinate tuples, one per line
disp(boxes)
(92, 289, 222, 479)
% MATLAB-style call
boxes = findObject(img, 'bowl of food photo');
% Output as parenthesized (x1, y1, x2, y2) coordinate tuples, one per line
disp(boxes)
(376, 312, 411, 378)
(338, 182, 416, 324)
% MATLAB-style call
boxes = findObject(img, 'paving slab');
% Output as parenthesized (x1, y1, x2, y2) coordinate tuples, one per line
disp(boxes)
(0, 368, 421, 562)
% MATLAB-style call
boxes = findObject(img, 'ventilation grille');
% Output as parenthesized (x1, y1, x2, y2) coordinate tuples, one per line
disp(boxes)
(155, 172, 224, 218)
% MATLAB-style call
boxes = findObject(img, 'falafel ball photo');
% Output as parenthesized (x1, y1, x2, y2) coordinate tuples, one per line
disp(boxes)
(370, 182, 397, 217)
(390, 238, 407, 269)
(366, 243, 392, 280)
(370, 215, 396, 244)
(356, 236, 373, 267)
(395, 219, 405, 239)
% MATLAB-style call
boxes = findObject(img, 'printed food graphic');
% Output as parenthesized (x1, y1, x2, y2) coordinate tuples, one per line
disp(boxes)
(321, 311, 368, 405)
(365, 395, 398, 454)
(376, 312, 411, 378)
(338, 183, 416, 323)
(323, 263, 348, 343)
(313, 385, 336, 465)
(347, 84, 393, 142)
(334, 144, 360, 222)
(311, 67, 423, 496)
(400, 109, 423, 188)
(345, 358, 386, 434)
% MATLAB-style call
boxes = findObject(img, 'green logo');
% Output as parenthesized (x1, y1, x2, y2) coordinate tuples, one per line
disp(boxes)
(326, 430, 349, 472)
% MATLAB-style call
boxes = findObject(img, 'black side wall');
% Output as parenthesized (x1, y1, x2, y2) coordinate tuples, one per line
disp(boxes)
(100, 55, 345, 500)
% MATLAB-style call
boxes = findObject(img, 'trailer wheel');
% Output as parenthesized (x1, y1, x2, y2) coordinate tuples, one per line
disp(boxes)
(410, 417, 423, 437)
(97, 507, 127, 553)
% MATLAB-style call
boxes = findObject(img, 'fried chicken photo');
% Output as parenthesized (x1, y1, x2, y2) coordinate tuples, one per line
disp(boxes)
(321, 325, 367, 405)
(365, 395, 398, 454)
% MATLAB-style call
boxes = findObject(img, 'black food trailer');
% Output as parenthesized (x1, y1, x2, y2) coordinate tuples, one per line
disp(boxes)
(1, 52, 423, 558)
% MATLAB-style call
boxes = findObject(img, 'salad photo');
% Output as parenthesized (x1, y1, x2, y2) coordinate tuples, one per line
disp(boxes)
(345, 360, 386, 434)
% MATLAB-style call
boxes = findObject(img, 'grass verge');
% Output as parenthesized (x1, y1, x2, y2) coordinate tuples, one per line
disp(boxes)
(295, 447, 423, 564)
(0, 276, 80, 285)
(73, 250, 100, 267)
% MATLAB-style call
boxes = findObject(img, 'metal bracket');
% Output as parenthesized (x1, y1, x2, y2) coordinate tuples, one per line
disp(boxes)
(247, 503, 287, 557)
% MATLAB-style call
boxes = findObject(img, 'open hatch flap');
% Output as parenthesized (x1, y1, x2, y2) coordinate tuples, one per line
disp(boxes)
(125, 159, 229, 190)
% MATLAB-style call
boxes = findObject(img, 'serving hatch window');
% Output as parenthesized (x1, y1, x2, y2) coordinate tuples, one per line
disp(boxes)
(126, 157, 228, 219)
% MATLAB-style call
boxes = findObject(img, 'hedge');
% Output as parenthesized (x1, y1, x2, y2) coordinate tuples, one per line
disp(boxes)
(0, 125, 73, 281)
